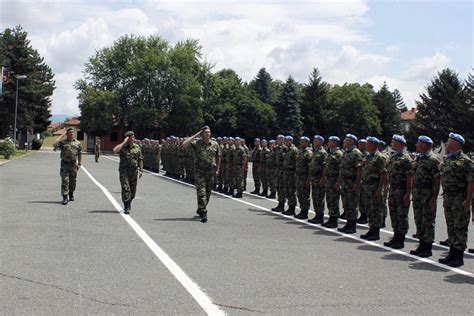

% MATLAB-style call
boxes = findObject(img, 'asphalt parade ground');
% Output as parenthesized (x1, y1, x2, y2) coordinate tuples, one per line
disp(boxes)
(1, 151, 473, 315)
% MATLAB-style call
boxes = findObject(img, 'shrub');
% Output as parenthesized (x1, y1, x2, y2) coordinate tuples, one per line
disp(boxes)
(32, 138, 43, 150)
(2, 138, 15, 159)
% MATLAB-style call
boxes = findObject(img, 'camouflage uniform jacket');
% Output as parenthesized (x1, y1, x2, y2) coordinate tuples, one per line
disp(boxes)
(413, 152, 441, 189)
(441, 151, 474, 195)
(191, 139, 221, 174)
(339, 146, 363, 181)
(361, 151, 387, 186)
(283, 144, 298, 172)
(56, 139, 82, 164)
(309, 147, 328, 180)
(119, 143, 143, 171)
(325, 148, 343, 179)
(387, 151, 413, 190)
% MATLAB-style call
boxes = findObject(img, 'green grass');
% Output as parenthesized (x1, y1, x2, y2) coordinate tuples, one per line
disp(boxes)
(0, 149, 29, 162)
(42, 136, 60, 148)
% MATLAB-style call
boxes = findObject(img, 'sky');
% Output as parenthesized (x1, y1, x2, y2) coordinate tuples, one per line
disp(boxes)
(1, 0, 472, 115)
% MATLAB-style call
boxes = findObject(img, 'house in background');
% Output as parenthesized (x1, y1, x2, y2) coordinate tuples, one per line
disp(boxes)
(400, 108, 418, 133)
(64, 118, 90, 150)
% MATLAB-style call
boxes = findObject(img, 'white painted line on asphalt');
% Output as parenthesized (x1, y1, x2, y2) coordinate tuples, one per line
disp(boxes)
(81, 165, 225, 316)
(105, 156, 474, 279)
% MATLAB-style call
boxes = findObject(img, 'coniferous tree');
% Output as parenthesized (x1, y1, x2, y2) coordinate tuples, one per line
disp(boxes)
(373, 82, 401, 141)
(274, 76, 303, 137)
(301, 68, 328, 137)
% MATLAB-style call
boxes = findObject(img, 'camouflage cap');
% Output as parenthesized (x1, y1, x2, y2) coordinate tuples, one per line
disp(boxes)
(124, 131, 134, 137)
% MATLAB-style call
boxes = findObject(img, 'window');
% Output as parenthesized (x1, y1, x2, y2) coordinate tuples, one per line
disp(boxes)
(110, 132, 118, 142)
(77, 131, 84, 140)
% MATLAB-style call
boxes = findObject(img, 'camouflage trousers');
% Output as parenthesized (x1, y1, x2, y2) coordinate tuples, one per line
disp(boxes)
(234, 166, 245, 193)
(382, 191, 388, 219)
(412, 187, 437, 243)
(119, 168, 138, 203)
(267, 167, 277, 193)
(311, 177, 325, 214)
(341, 180, 360, 220)
(443, 192, 471, 251)
(95, 151, 100, 162)
(195, 171, 215, 211)
(60, 162, 77, 196)
(325, 177, 340, 217)
(218, 163, 226, 186)
(284, 171, 297, 206)
(260, 164, 268, 192)
(360, 182, 383, 228)
(252, 163, 261, 190)
(277, 171, 285, 203)
(358, 187, 367, 217)
(388, 189, 410, 235)
(226, 164, 235, 189)
(296, 175, 310, 210)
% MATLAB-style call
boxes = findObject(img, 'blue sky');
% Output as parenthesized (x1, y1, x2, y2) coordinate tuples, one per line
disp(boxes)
(0, 0, 472, 115)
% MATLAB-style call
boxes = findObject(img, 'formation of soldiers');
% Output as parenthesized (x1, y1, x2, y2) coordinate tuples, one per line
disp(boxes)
(148, 131, 473, 268)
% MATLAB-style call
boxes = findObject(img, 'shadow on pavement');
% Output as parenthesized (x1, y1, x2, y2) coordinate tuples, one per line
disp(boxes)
(408, 261, 447, 273)
(28, 200, 62, 205)
(443, 273, 474, 285)
(88, 210, 119, 214)
(357, 244, 389, 252)
(154, 216, 201, 222)
(381, 253, 414, 262)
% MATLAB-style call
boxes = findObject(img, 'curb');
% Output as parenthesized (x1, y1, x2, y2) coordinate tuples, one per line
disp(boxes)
(0, 151, 34, 166)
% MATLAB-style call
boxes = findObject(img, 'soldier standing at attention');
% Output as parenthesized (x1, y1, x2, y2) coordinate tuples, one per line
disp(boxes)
(337, 134, 363, 234)
(216, 137, 225, 191)
(94, 138, 101, 163)
(259, 140, 270, 197)
(251, 138, 262, 194)
(438, 133, 473, 267)
(272, 135, 287, 212)
(113, 131, 143, 214)
(267, 140, 277, 199)
(321, 136, 343, 228)
(410, 136, 440, 258)
(384, 134, 413, 250)
(282, 136, 299, 216)
(378, 140, 390, 227)
(232, 137, 248, 198)
(308, 135, 328, 224)
(53, 128, 83, 205)
(225, 137, 236, 196)
(359, 137, 387, 241)
(182, 126, 221, 223)
(294, 136, 313, 219)
(357, 139, 368, 224)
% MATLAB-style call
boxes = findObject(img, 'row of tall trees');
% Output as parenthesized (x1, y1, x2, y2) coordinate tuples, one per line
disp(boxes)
(0, 26, 55, 140)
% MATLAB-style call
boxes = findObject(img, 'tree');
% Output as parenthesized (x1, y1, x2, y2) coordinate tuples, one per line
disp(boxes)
(324, 83, 381, 137)
(393, 89, 407, 112)
(301, 68, 329, 137)
(0, 26, 55, 140)
(274, 76, 303, 137)
(373, 82, 401, 141)
(78, 87, 117, 136)
(461, 72, 474, 150)
(249, 68, 275, 104)
(411, 68, 470, 147)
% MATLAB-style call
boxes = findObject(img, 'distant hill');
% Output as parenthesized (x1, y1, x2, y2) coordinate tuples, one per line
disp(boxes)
(50, 114, 70, 123)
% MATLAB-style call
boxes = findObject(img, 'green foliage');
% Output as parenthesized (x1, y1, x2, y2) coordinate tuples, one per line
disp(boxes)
(2, 137, 14, 159)
(324, 83, 381, 137)
(249, 68, 276, 104)
(0, 26, 55, 138)
(301, 68, 329, 137)
(393, 89, 407, 112)
(373, 82, 401, 141)
(31, 138, 42, 150)
(274, 76, 303, 137)
(78, 87, 117, 136)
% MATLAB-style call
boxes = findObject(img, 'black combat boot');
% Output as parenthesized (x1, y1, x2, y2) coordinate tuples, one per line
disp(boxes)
(338, 220, 354, 233)
(250, 188, 260, 195)
(267, 191, 276, 199)
(124, 201, 130, 215)
(469, 249, 474, 254)
(212, 184, 218, 192)
(343, 220, 357, 234)
(271, 202, 284, 212)
(339, 211, 347, 220)
(308, 213, 324, 224)
(233, 192, 243, 198)
(381, 217, 386, 228)
(259, 189, 268, 197)
(439, 239, 450, 246)
(219, 186, 227, 193)
(282, 205, 296, 216)
(384, 233, 398, 247)
(62, 195, 68, 205)
(322, 216, 338, 228)
(356, 214, 368, 224)
(200, 211, 208, 223)
(438, 248, 454, 265)
(69, 192, 74, 201)
(447, 249, 464, 267)
(367, 227, 380, 241)
(360, 227, 374, 239)
(225, 188, 234, 196)
(196, 209, 205, 217)
(410, 241, 424, 256)
(416, 241, 432, 258)
(295, 209, 309, 220)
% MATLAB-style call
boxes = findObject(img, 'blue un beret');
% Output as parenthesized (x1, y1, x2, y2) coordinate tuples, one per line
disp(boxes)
(358, 139, 367, 144)
(392, 134, 407, 145)
(329, 136, 341, 143)
(345, 134, 358, 142)
(367, 136, 379, 145)
(254, 138, 261, 142)
(229, 137, 235, 141)
(449, 132, 465, 145)
(378, 140, 387, 148)
(314, 135, 325, 143)
(418, 135, 433, 145)
(285, 136, 293, 141)
(276, 134, 284, 139)
(217, 137, 222, 140)
(300, 136, 310, 142)
(261, 139, 267, 143)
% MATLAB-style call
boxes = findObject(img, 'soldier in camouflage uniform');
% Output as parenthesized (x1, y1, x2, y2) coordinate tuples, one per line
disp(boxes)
(356, 139, 368, 224)
(337, 134, 363, 234)
(321, 136, 343, 228)
(359, 137, 387, 241)
(378, 140, 390, 227)
(251, 138, 262, 194)
(113, 131, 144, 214)
(308, 135, 328, 224)
(178, 139, 186, 180)
(409, 136, 441, 258)
(267, 140, 277, 199)
(272, 135, 287, 212)
(383, 135, 413, 250)
(232, 137, 248, 198)
(53, 128, 83, 205)
(438, 133, 473, 267)
(294, 136, 313, 219)
(94, 138, 101, 163)
(216, 137, 225, 191)
(282, 136, 298, 216)
(243, 140, 250, 191)
(225, 137, 236, 196)
(183, 126, 221, 223)
(259, 140, 270, 197)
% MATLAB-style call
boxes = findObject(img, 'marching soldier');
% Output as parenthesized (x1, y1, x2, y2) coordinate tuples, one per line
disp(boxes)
(113, 131, 144, 214)
(438, 133, 473, 267)
(282, 136, 298, 216)
(321, 136, 343, 228)
(94, 138, 101, 163)
(384, 135, 413, 249)
(410, 136, 440, 258)
(294, 136, 313, 219)
(53, 128, 83, 205)
(182, 126, 221, 223)
(308, 135, 328, 224)
(337, 134, 363, 234)
(359, 137, 387, 241)
(251, 138, 262, 194)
